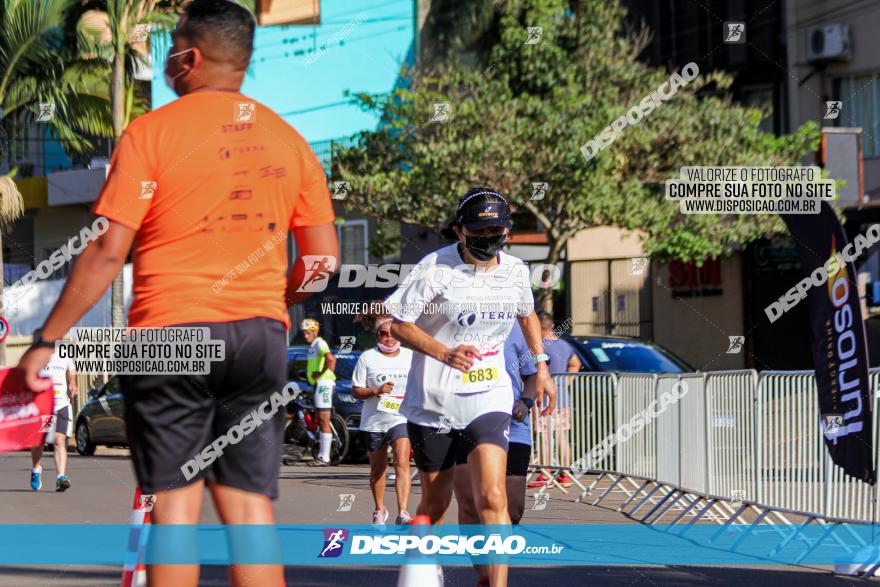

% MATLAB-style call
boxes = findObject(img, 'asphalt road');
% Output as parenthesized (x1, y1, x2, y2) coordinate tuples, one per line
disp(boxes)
(0, 448, 873, 586)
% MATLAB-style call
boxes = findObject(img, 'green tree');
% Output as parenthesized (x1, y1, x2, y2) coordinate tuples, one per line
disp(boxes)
(332, 0, 819, 312)
(0, 0, 78, 363)
(76, 0, 176, 327)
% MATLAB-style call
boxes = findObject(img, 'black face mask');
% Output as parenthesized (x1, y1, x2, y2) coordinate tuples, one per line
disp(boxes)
(463, 233, 507, 261)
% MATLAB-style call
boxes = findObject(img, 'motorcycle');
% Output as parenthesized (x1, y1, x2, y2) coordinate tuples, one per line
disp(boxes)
(282, 392, 349, 465)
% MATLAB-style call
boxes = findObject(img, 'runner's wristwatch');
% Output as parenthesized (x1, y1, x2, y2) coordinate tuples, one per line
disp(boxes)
(532, 353, 549, 365)
(31, 328, 57, 350)
(521, 397, 535, 410)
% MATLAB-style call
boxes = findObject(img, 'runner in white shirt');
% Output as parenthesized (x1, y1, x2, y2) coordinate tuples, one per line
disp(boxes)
(352, 309, 414, 527)
(29, 351, 77, 492)
(386, 187, 557, 587)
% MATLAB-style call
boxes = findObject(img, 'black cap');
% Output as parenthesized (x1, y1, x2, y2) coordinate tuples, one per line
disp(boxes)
(456, 187, 512, 231)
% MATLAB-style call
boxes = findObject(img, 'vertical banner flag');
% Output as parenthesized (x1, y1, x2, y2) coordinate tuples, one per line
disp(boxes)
(782, 201, 875, 484)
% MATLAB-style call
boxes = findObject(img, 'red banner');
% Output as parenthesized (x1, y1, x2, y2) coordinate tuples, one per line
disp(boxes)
(0, 368, 54, 452)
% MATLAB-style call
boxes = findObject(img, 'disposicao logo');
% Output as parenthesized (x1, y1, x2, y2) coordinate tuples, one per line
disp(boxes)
(318, 528, 348, 558)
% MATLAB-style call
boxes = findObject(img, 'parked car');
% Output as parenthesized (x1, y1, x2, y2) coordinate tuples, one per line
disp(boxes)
(562, 334, 694, 373)
(286, 346, 366, 460)
(75, 376, 127, 455)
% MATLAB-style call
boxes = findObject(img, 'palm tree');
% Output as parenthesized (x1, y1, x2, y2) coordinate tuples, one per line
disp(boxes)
(0, 0, 79, 364)
(0, 173, 24, 365)
(80, 0, 175, 327)
(0, 0, 115, 161)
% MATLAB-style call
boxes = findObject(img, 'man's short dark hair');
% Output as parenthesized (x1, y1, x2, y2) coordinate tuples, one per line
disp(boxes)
(180, 0, 255, 69)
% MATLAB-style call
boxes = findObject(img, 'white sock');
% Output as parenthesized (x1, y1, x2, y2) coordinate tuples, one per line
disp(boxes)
(32, 466, 41, 474)
(319, 432, 333, 461)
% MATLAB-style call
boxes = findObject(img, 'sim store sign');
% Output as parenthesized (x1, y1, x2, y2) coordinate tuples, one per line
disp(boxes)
(668, 259, 722, 298)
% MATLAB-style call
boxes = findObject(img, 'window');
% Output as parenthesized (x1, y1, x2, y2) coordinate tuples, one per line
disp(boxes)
(741, 85, 775, 134)
(835, 74, 880, 156)
(43, 247, 74, 280)
(337, 219, 368, 265)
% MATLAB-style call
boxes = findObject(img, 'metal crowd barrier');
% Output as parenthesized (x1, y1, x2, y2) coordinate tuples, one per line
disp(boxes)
(530, 369, 880, 523)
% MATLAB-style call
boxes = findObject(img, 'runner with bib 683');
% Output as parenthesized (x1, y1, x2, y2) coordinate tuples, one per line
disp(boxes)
(385, 187, 558, 587)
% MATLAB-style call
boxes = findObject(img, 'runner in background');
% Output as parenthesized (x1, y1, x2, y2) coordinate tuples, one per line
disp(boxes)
(530, 310, 581, 489)
(453, 320, 537, 585)
(16, 2, 338, 586)
(30, 351, 77, 492)
(301, 318, 337, 466)
(386, 187, 557, 587)
(352, 307, 413, 526)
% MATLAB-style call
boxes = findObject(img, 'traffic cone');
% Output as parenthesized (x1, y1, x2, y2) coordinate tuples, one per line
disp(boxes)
(396, 515, 443, 587)
(120, 487, 152, 587)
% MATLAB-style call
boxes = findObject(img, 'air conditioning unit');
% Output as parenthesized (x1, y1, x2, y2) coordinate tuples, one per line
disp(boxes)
(806, 24, 852, 62)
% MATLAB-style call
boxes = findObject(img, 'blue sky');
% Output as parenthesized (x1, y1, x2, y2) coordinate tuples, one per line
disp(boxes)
(152, 0, 415, 143)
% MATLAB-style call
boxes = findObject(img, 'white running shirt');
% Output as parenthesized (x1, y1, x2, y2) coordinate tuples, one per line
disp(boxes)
(41, 352, 75, 410)
(352, 347, 413, 432)
(385, 243, 534, 428)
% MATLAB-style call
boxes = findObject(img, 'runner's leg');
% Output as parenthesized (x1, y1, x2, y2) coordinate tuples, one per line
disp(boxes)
(30, 446, 43, 469)
(468, 443, 510, 587)
(53, 432, 67, 477)
(210, 483, 283, 587)
(368, 447, 388, 512)
(317, 410, 332, 434)
(29, 445, 43, 490)
(147, 482, 206, 587)
(453, 463, 489, 581)
(408, 422, 457, 523)
(417, 468, 455, 523)
(506, 476, 527, 524)
(390, 437, 411, 515)
(317, 410, 332, 461)
(506, 442, 530, 524)
(315, 381, 334, 462)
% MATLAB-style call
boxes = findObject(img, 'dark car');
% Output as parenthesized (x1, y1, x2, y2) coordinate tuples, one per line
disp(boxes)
(75, 376, 127, 455)
(285, 346, 366, 459)
(562, 334, 694, 373)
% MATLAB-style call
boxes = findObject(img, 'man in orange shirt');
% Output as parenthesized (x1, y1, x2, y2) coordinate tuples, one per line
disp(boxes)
(17, 1, 338, 585)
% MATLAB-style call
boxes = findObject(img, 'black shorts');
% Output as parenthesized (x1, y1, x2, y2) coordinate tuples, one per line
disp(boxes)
(120, 318, 288, 499)
(506, 442, 531, 477)
(408, 412, 510, 472)
(363, 423, 408, 453)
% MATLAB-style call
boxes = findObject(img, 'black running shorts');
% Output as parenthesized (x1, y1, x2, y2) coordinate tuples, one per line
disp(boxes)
(120, 318, 288, 498)
(363, 423, 408, 453)
(407, 411, 510, 472)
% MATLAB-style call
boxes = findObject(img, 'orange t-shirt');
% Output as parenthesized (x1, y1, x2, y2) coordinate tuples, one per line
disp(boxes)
(93, 91, 333, 328)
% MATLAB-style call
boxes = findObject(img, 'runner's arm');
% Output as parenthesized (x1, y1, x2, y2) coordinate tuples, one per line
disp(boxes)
(565, 349, 582, 385)
(351, 385, 374, 399)
(513, 373, 538, 421)
(17, 222, 136, 391)
(323, 352, 336, 374)
(314, 351, 336, 380)
(390, 320, 480, 372)
(350, 355, 374, 399)
(352, 384, 390, 398)
(67, 369, 78, 399)
(518, 312, 557, 415)
(285, 223, 339, 306)
(521, 371, 538, 402)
